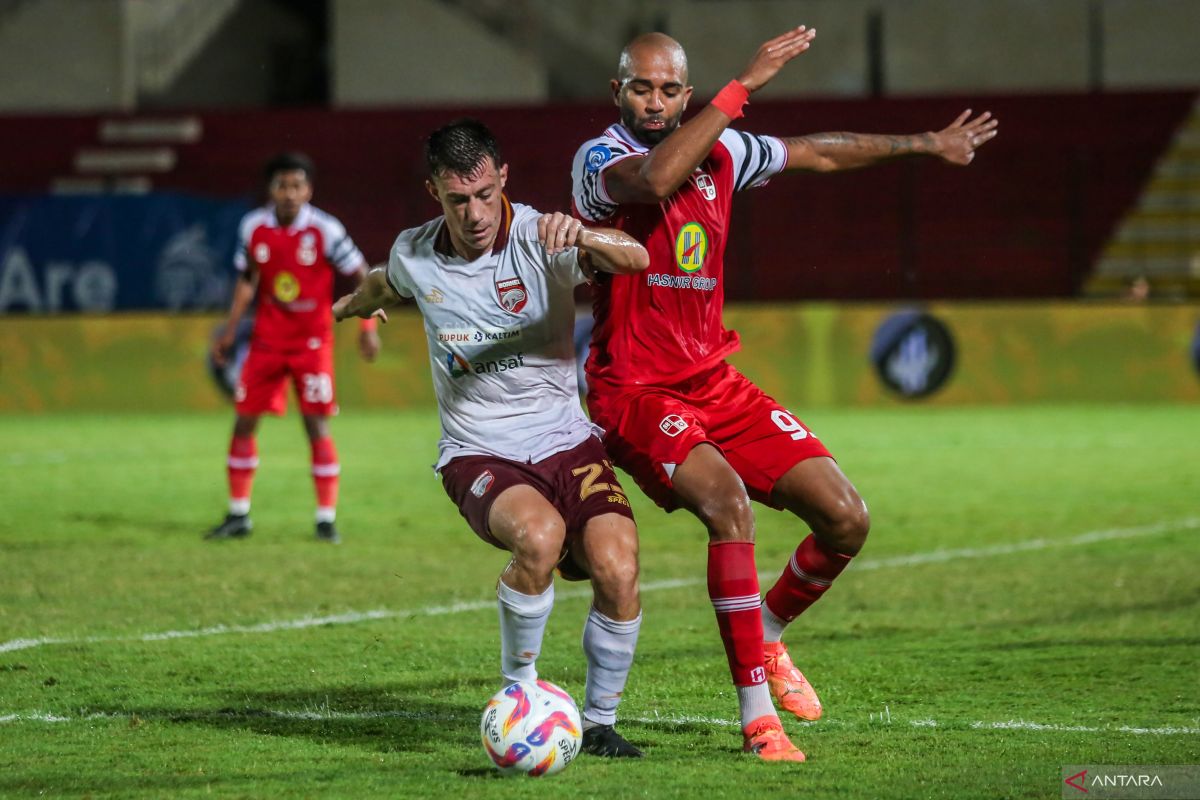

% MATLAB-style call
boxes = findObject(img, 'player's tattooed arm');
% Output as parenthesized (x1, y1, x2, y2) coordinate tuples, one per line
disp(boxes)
(332, 266, 399, 323)
(783, 110, 998, 172)
(536, 212, 648, 276)
(212, 265, 258, 367)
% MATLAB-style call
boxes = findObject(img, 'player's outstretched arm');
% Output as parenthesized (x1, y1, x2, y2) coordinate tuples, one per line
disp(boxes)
(782, 110, 999, 172)
(605, 26, 815, 204)
(333, 266, 398, 323)
(212, 268, 257, 368)
(537, 212, 648, 275)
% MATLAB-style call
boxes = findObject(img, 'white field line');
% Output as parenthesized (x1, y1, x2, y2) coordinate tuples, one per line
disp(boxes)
(0, 708, 1195, 736)
(2, 517, 1197, 656)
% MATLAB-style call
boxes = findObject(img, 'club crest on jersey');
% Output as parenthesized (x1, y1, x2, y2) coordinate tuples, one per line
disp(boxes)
(585, 145, 612, 173)
(675, 222, 708, 274)
(495, 277, 528, 314)
(470, 469, 495, 498)
(273, 270, 300, 303)
(659, 414, 689, 437)
(693, 171, 716, 201)
(296, 232, 317, 266)
(253, 242, 270, 263)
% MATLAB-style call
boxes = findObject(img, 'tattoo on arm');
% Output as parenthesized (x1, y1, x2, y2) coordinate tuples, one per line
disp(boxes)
(786, 131, 935, 160)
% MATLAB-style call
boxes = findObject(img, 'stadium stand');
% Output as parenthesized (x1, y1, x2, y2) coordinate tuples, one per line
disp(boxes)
(1088, 97, 1200, 299)
(2, 91, 1193, 300)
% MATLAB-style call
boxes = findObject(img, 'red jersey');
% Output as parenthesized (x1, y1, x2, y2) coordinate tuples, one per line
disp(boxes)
(571, 124, 786, 388)
(234, 203, 364, 352)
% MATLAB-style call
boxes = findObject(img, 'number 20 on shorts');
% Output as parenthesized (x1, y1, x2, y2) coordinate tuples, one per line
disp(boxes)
(302, 373, 333, 404)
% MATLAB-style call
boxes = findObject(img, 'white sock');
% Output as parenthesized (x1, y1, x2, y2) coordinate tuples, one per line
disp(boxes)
(496, 579, 554, 685)
(761, 600, 788, 643)
(315, 506, 336, 524)
(736, 683, 778, 729)
(229, 498, 250, 516)
(581, 608, 641, 728)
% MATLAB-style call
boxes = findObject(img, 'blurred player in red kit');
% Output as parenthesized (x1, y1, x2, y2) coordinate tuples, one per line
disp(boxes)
(208, 152, 381, 544)
(571, 29, 997, 760)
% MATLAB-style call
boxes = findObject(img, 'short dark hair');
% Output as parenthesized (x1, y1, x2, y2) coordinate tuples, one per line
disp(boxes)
(425, 119, 503, 179)
(263, 152, 315, 185)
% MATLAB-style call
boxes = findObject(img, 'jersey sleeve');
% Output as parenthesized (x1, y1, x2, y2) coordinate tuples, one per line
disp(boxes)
(512, 210, 585, 286)
(385, 234, 417, 299)
(570, 135, 641, 223)
(719, 129, 788, 192)
(233, 212, 259, 272)
(319, 215, 366, 275)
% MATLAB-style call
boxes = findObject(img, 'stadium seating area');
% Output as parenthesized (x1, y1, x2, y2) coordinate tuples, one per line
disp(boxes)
(1, 90, 1194, 300)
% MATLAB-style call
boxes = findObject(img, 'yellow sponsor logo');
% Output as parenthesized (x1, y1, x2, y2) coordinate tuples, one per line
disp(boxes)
(273, 271, 300, 303)
(675, 221, 708, 273)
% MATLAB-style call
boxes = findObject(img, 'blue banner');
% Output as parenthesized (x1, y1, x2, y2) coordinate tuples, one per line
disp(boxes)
(0, 192, 250, 313)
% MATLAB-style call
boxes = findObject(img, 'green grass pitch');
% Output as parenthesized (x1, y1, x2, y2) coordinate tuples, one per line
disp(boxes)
(1, 405, 1198, 798)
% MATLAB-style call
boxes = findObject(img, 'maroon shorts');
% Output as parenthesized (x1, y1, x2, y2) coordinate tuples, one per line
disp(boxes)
(587, 361, 833, 511)
(236, 342, 337, 417)
(440, 436, 636, 571)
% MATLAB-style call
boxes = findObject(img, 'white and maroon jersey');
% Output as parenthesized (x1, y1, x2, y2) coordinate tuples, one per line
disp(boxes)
(571, 123, 786, 387)
(235, 203, 365, 352)
(386, 197, 599, 470)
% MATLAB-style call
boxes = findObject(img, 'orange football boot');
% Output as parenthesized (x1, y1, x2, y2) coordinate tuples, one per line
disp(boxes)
(742, 715, 806, 762)
(763, 641, 823, 720)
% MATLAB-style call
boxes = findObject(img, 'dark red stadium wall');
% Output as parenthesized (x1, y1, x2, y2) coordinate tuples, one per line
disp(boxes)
(726, 92, 1195, 300)
(2, 91, 1192, 300)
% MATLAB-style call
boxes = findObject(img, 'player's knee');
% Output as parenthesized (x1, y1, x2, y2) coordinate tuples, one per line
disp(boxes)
(509, 517, 566, 573)
(590, 559, 640, 621)
(822, 498, 870, 555)
(696, 492, 755, 543)
(233, 415, 259, 437)
(590, 546, 639, 596)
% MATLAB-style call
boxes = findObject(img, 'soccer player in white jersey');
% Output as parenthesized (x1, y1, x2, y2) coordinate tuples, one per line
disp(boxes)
(332, 119, 650, 758)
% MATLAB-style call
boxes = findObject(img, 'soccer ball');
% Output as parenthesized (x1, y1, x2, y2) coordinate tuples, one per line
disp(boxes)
(480, 680, 582, 777)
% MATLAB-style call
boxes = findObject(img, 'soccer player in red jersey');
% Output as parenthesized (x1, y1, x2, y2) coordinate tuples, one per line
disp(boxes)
(571, 29, 997, 761)
(208, 152, 381, 544)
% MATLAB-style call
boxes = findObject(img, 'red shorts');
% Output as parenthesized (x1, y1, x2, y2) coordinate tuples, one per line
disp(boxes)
(440, 437, 636, 579)
(587, 361, 832, 511)
(235, 342, 338, 417)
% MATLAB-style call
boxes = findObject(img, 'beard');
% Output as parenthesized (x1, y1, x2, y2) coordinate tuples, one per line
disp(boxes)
(621, 105, 683, 146)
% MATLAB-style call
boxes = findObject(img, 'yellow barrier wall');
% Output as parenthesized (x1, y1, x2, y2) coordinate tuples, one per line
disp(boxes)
(1, 303, 1198, 413)
(726, 302, 1200, 406)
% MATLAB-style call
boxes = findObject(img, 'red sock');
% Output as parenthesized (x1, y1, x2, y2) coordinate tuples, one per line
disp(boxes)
(311, 436, 339, 514)
(227, 436, 257, 511)
(763, 534, 853, 623)
(708, 541, 767, 686)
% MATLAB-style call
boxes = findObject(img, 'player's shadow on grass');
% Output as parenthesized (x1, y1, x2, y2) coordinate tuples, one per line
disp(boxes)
(109, 685, 517, 780)
(80, 687, 473, 750)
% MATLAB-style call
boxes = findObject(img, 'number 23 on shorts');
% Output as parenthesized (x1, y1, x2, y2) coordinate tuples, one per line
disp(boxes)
(572, 460, 630, 506)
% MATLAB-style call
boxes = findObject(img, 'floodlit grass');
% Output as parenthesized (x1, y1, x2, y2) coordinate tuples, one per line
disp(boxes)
(1, 405, 1198, 798)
